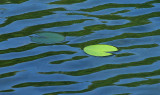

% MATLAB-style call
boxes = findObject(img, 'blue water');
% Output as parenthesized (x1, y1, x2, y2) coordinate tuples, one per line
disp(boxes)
(0, 0, 160, 95)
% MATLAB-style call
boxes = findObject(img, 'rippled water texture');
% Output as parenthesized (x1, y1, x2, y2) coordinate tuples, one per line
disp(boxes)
(0, 0, 160, 95)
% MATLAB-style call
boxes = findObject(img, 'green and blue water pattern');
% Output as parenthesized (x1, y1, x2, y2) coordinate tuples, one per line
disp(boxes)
(0, 0, 160, 95)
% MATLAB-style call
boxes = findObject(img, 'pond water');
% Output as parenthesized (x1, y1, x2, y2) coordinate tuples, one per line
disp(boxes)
(0, 0, 160, 95)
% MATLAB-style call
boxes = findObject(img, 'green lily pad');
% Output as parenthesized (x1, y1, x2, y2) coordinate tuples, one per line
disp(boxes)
(30, 32, 65, 44)
(83, 44, 118, 56)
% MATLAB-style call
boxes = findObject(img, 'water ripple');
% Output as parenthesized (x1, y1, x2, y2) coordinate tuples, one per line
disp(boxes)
(0, 0, 160, 95)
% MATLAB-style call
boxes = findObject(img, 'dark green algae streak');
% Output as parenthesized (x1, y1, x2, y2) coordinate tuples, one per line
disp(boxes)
(49, 0, 87, 5)
(0, 0, 160, 95)
(12, 81, 79, 88)
(0, 51, 76, 67)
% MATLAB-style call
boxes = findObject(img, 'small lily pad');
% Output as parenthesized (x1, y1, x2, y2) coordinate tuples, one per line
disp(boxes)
(83, 44, 118, 56)
(30, 32, 65, 44)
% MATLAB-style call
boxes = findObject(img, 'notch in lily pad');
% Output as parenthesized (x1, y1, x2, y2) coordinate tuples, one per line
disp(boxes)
(30, 32, 65, 44)
(83, 44, 118, 57)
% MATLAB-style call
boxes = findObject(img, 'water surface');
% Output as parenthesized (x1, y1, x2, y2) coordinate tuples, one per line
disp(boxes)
(0, 0, 160, 95)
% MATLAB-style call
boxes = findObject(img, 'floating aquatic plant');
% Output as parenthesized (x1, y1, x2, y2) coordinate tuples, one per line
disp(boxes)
(30, 33, 118, 57)
(30, 32, 65, 44)
(83, 44, 118, 56)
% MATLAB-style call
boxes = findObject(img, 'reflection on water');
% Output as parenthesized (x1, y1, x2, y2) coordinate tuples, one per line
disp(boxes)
(0, 0, 160, 95)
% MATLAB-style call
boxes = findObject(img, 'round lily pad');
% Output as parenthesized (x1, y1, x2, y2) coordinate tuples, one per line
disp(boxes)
(83, 44, 118, 56)
(30, 32, 65, 44)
